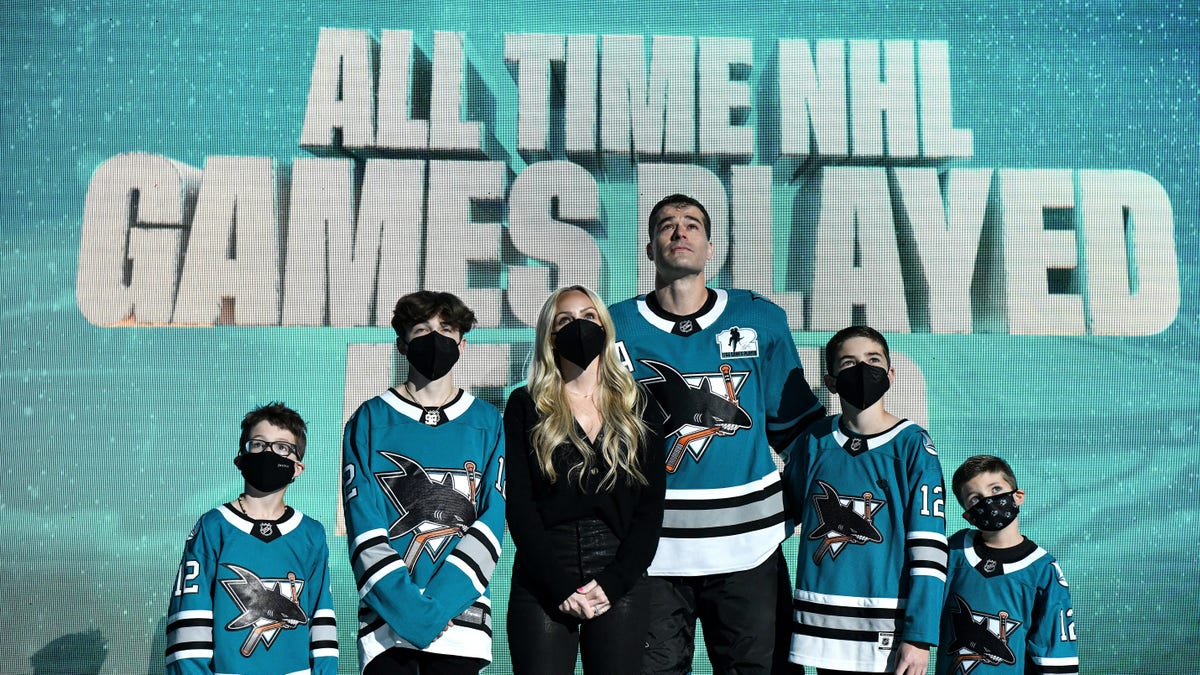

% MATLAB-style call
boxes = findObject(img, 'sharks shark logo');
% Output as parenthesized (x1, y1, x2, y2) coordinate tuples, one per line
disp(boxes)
(637, 359, 752, 473)
(807, 480, 886, 563)
(945, 594, 1021, 673)
(375, 452, 480, 567)
(219, 564, 308, 657)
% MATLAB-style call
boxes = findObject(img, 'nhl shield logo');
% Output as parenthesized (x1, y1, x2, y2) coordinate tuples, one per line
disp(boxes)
(258, 522, 274, 537)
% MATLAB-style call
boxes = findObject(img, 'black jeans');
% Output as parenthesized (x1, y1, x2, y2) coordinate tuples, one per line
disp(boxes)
(641, 547, 796, 675)
(507, 517, 650, 674)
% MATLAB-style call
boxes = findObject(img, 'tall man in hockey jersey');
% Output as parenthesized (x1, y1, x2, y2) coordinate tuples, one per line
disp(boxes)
(938, 455, 1079, 675)
(165, 402, 338, 675)
(609, 194, 825, 673)
(784, 326, 948, 674)
(342, 291, 505, 674)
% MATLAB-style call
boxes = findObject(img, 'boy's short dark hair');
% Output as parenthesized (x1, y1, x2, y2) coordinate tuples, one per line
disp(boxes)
(240, 402, 308, 460)
(390, 291, 477, 343)
(825, 325, 891, 373)
(951, 455, 1019, 507)
(647, 193, 712, 240)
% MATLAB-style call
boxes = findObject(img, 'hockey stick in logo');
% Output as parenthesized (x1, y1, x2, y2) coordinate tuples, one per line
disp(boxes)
(665, 364, 739, 473)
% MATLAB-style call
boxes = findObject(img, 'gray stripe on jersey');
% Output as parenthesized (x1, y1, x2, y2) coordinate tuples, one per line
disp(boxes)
(310, 609, 338, 644)
(449, 526, 500, 588)
(907, 530, 949, 569)
(796, 608, 899, 633)
(351, 530, 403, 577)
(909, 541, 949, 564)
(166, 624, 213, 646)
(662, 490, 783, 530)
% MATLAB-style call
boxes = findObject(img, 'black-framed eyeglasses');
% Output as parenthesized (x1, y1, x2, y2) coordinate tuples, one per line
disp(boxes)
(243, 439, 299, 459)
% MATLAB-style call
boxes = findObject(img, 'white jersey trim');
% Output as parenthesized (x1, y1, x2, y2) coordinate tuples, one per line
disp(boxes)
(1034, 655, 1081, 665)
(166, 649, 213, 664)
(381, 388, 476, 422)
(663, 468, 780, 501)
(167, 609, 213, 622)
(793, 588, 905, 609)
(214, 503, 303, 535)
(831, 417, 915, 449)
(634, 288, 729, 333)
(649, 520, 782, 576)
(358, 600, 494, 664)
(963, 530, 1049, 574)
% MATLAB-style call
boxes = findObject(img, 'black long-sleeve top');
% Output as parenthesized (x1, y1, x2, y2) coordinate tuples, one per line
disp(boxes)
(503, 385, 666, 606)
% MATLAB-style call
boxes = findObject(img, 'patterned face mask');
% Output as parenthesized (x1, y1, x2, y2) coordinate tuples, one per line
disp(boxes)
(963, 490, 1019, 531)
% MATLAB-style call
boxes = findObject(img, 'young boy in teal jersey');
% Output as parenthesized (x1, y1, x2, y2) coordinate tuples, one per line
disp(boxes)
(342, 290, 505, 674)
(165, 402, 338, 675)
(937, 455, 1079, 675)
(785, 326, 948, 674)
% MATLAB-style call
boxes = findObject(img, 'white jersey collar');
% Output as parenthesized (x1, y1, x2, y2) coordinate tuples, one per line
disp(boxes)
(381, 387, 474, 423)
(635, 288, 728, 334)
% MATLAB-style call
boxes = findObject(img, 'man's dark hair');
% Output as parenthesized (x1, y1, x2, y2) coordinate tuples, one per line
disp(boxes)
(952, 455, 1019, 507)
(647, 193, 712, 240)
(390, 290, 477, 343)
(824, 325, 891, 374)
(240, 402, 308, 459)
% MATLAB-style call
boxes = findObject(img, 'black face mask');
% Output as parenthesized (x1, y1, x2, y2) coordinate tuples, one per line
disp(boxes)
(404, 331, 460, 381)
(834, 362, 891, 410)
(964, 490, 1020, 532)
(554, 318, 607, 369)
(238, 452, 295, 494)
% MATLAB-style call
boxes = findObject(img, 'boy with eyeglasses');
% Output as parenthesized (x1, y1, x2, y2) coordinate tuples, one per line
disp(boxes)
(165, 402, 338, 674)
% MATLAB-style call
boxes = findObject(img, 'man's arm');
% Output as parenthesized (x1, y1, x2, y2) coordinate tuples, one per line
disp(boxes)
(759, 297, 825, 451)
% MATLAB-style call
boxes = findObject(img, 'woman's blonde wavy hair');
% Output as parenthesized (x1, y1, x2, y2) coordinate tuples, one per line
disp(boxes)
(527, 285, 649, 490)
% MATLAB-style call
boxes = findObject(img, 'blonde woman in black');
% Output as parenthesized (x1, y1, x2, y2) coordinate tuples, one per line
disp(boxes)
(504, 285, 665, 674)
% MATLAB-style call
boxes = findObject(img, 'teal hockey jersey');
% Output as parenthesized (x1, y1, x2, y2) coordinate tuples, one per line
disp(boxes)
(342, 388, 505, 668)
(936, 529, 1079, 675)
(609, 289, 824, 576)
(785, 415, 948, 672)
(165, 505, 338, 675)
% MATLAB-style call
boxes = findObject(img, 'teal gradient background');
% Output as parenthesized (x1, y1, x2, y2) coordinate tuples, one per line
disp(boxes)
(4, 2, 1198, 673)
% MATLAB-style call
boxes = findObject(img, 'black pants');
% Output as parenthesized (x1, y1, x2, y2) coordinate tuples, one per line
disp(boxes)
(507, 517, 650, 674)
(362, 647, 486, 675)
(641, 547, 798, 675)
